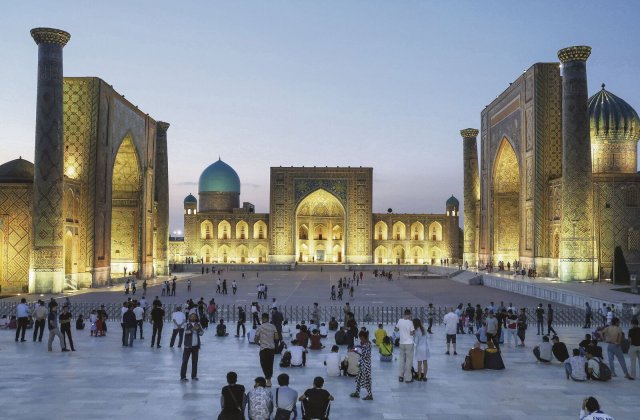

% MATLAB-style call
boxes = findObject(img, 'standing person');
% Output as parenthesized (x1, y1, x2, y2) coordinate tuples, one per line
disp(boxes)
(427, 303, 435, 334)
(222, 279, 228, 295)
(170, 305, 186, 348)
(123, 304, 137, 347)
(171, 278, 177, 296)
(517, 308, 528, 347)
(485, 312, 499, 349)
(246, 377, 273, 420)
(413, 318, 430, 381)
(603, 317, 634, 380)
(311, 302, 320, 325)
(583, 302, 592, 329)
(505, 310, 518, 347)
(274, 373, 298, 419)
(236, 307, 247, 337)
(187, 279, 192, 293)
(150, 303, 165, 348)
(125, 279, 130, 295)
(254, 313, 278, 387)
(628, 318, 640, 379)
(47, 303, 68, 352)
(350, 330, 373, 400)
(219, 371, 246, 420)
(131, 278, 137, 295)
(251, 302, 260, 328)
(97, 304, 108, 336)
(547, 303, 557, 336)
(396, 308, 415, 382)
(59, 305, 75, 351)
(33, 300, 47, 342)
(15, 297, 30, 342)
(535, 304, 544, 335)
(232, 280, 237, 295)
(133, 301, 145, 339)
(342, 302, 350, 326)
(271, 307, 284, 346)
(142, 279, 147, 295)
(208, 299, 217, 324)
(180, 313, 204, 381)
(443, 307, 459, 355)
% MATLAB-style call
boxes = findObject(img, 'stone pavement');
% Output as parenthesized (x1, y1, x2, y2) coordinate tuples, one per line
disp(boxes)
(1, 322, 637, 419)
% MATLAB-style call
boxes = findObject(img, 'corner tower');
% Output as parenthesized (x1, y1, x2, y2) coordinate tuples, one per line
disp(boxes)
(461, 128, 480, 266)
(154, 121, 170, 275)
(29, 28, 70, 293)
(557, 46, 594, 281)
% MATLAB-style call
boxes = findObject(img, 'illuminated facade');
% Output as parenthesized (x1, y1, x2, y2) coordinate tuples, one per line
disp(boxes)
(464, 45, 640, 280)
(0, 28, 169, 293)
(176, 165, 460, 264)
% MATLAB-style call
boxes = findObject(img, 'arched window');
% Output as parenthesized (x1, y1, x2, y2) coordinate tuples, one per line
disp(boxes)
(374, 221, 388, 240)
(429, 221, 442, 241)
(201, 221, 213, 240)
(254, 221, 267, 239)
(236, 221, 248, 240)
(218, 221, 231, 240)
(392, 221, 406, 240)
(410, 222, 424, 241)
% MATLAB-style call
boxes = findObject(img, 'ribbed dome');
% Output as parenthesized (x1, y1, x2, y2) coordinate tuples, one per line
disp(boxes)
(0, 157, 34, 183)
(184, 193, 197, 204)
(198, 159, 240, 194)
(588, 84, 640, 143)
(446, 195, 459, 206)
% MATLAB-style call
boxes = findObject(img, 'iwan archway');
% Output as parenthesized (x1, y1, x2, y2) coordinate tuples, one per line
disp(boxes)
(492, 137, 520, 265)
(296, 189, 345, 263)
(110, 134, 142, 276)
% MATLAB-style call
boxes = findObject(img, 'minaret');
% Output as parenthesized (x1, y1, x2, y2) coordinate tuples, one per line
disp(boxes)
(155, 121, 170, 275)
(29, 28, 70, 293)
(461, 128, 480, 267)
(557, 46, 594, 281)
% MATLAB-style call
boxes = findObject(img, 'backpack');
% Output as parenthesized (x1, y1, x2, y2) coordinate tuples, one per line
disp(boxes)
(595, 358, 612, 381)
(279, 351, 291, 367)
(275, 340, 286, 355)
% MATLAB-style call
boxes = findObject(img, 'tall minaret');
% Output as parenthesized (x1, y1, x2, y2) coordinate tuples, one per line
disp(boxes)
(461, 128, 480, 267)
(557, 46, 594, 281)
(29, 28, 70, 293)
(155, 121, 170, 275)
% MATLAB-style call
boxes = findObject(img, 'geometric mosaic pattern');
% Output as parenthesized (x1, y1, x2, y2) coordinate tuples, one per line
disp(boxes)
(0, 185, 32, 291)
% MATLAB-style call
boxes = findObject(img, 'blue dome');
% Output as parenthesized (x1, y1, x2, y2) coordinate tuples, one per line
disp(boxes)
(446, 195, 459, 206)
(198, 159, 241, 194)
(588, 84, 640, 142)
(184, 193, 197, 204)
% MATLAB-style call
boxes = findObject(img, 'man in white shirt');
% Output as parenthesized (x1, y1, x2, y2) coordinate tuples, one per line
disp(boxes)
(15, 298, 30, 342)
(580, 397, 614, 420)
(289, 339, 307, 367)
(395, 309, 415, 382)
(170, 305, 186, 348)
(324, 345, 341, 376)
(247, 325, 258, 344)
(565, 348, 587, 381)
(133, 302, 145, 339)
(443, 307, 459, 355)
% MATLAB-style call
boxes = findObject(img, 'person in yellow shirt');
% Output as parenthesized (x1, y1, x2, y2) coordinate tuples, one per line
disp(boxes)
(373, 324, 387, 347)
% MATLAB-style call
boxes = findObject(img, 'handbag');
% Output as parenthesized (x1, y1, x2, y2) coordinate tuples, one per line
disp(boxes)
(274, 388, 293, 420)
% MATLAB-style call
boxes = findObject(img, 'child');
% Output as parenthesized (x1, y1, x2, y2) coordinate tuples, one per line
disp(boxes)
(324, 345, 341, 376)
(319, 322, 328, 338)
(281, 320, 291, 338)
(89, 310, 98, 336)
(247, 325, 257, 344)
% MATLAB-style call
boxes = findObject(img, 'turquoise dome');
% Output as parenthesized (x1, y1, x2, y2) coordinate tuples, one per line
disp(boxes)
(446, 195, 459, 207)
(198, 159, 241, 194)
(0, 157, 34, 183)
(184, 193, 197, 204)
(588, 84, 640, 142)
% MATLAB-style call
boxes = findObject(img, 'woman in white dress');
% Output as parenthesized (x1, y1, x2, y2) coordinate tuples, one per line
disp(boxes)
(413, 318, 430, 381)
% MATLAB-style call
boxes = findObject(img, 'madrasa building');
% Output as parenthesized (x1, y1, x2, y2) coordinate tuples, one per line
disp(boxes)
(461, 45, 640, 281)
(171, 163, 461, 266)
(0, 28, 169, 293)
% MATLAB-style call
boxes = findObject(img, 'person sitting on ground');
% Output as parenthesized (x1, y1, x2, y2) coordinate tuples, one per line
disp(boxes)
(0, 314, 8, 329)
(579, 334, 593, 351)
(484, 340, 505, 370)
(246, 376, 273, 420)
(475, 323, 487, 344)
(324, 345, 341, 377)
(379, 335, 393, 362)
(565, 348, 587, 381)
(219, 371, 246, 419)
(463, 342, 485, 371)
(551, 335, 569, 362)
(299, 376, 333, 420)
(309, 329, 324, 350)
(334, 327, 347, 345)
(288, 339, 307, 367)
(391, 326, 400, 347)
(274, 373, 298, 420)
(8, 315, 17, 329)
(328, 317, 338, 331)
(281, 320, 291, 338)
(296, 325, 310, 349)
(75, 314, 85, 330)
(585, 339, 603, 359)
(247, 325, 257, 344)
(342, 344, 360, 377)
(319, 322, 328, 338)
(580, 396, 614, 420)
(533, 335, 553, 363)
(373, 323, 387, 346)
(216, 319, 229, 337)
(308, 320, 318, 332)
(585, 349, 609, 381)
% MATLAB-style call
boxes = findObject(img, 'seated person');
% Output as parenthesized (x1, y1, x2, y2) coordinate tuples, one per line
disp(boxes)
(379, 336, 393, 362)
(324, 345, 341, 376)
(309, 329, 324, 350)
(475, 324, 487, 344)
(0, 315, 9, 329)
(247, 325, 258, 344)
(281, 320, 291, 338)
(296, 325, 310, 349)
(551, 335, 569, 362)
(8, 315, 17, 329)
(341, 345, 360, 377)
(328, 317, 339, 331)
(392, 327, 400, 347)
(289, 339, 307, 367)
(216, 319, 229, 336)
(484, 341, 505, 370)
(585, 349, 607, 381)
(463, 342, 485, 370)
(299, 377, 333, 420)
(564, 348, 587, 381)
(308, 320, 318, 332)
(373, 323, 387, 346)
(533, 335, 553, 363)
(75, 314, 85, 330)
(334, 328, 347, 345)
(585, 341, 603, 359)
(319, 322, 328, 338)
(579, 333, 592, 351)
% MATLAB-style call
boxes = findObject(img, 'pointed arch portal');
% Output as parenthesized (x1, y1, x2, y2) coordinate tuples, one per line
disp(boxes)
(296, 189, 345, 263)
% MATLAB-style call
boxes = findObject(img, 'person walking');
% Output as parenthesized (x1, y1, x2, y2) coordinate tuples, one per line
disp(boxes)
(59, 305, 75, 351)
(254, 312, 278, 387)
(15, 297, 30, 342)
(535, 303, 544, 335)
(350, 330, 373, 400)
(170, 305, 186, 348)
(122, 304, 137, 347)
(33, 300, 47, 342)
(412, 318, 430, 381)
(47, 303, 68, 352)
(180, 313, 204, 381)
(443, 307, 459, 355)
(583, 302, 592, 329)
(517, 308, 528, 347)
(232, 280, 237, 295)
(150, 302, 165, 348)
(396, 308, 415, 382)
(311, 302, 320, 325)
(603, 317, 634, 380)
(222, 279, 228, 295)
(427, 303, 435, 334)
(171, 278, 177, 296)
(547, 303, 557, 336)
